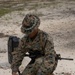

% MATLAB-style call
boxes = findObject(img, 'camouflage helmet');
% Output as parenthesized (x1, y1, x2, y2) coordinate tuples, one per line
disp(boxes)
(21, 14, 40, 34)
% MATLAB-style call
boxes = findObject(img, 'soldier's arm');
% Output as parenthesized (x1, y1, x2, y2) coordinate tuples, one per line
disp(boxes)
(39, 36, 57, 74)
(11, 38, 26, 73)
(44, 36, 57, 73)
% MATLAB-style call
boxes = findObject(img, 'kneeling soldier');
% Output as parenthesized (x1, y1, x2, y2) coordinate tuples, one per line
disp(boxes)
(11, 14, 58, 75)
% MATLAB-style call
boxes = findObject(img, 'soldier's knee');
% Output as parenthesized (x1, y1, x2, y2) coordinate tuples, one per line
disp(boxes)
(35, 57, 43, 64)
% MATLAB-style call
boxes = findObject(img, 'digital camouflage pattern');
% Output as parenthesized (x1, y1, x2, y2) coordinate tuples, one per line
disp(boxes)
(11, 29, 58, 75)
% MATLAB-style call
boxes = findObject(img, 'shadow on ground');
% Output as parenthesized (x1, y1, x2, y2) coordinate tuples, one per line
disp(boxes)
(0, 33, 9, 38)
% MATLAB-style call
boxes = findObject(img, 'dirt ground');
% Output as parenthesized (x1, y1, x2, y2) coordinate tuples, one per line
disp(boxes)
(0, 0, 75, 75)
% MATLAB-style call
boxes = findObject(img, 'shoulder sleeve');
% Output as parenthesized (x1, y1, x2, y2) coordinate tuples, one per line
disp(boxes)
(11, 36, 27, 73)
(45, 35, 55, 55)
(40, 35, 57, 74)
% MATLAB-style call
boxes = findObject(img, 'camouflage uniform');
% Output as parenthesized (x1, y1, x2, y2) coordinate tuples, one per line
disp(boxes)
(11, 29, 58, 75)
(11, 14, 57, 75)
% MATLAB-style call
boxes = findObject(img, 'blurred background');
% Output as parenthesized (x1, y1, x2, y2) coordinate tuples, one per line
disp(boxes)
(0, 0, 75, 75)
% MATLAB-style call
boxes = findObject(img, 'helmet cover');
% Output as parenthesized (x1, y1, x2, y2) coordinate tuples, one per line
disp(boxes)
(21, 14, 40, 34)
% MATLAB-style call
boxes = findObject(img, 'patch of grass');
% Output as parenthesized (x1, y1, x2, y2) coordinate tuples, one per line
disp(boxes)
(0, 8, 12, 17)
(0, 7, 24, 17)
(0, 0, 25, 17)
(0, 0, 60, 17)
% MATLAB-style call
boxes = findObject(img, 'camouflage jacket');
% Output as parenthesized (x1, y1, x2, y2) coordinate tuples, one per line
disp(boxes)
(11, 29, 57, 73)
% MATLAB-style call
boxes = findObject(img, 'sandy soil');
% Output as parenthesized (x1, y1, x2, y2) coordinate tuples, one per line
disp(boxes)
(0, 0, 75, 75)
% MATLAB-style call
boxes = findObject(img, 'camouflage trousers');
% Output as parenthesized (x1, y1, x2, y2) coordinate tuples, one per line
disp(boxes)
(21, 57, 58, 75)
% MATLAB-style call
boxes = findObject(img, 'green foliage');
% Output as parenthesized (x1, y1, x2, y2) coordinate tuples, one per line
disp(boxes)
(0, 0, 59, 17)
(0, 8, 11, 17)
